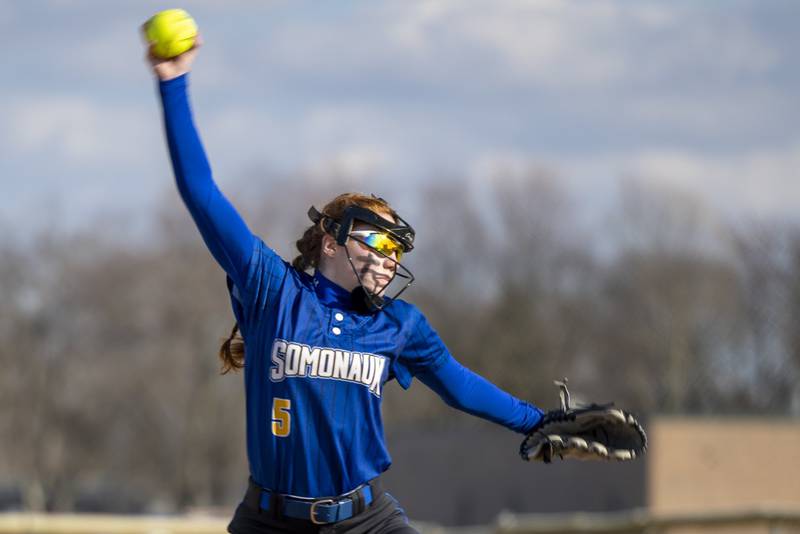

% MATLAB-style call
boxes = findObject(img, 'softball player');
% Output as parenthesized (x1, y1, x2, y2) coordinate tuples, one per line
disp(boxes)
(146, 42, 543, 534)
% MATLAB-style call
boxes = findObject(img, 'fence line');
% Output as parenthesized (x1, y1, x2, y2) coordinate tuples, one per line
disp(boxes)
(2, 509, 800, 534)
(496, 508, 800, 533)
(0, 513, 228, 534)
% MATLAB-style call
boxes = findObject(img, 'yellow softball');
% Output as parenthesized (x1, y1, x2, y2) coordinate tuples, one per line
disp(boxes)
(144, 9, 198, 59)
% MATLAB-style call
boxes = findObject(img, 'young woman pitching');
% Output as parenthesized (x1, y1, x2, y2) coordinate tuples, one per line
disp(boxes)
(145, 37, 543, 534)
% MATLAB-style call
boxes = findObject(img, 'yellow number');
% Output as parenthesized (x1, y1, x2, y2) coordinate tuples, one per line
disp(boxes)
(272, 398, 291, 437)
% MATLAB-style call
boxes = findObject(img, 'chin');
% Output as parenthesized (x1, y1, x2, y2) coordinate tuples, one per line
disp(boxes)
(361, 280, 387, 295)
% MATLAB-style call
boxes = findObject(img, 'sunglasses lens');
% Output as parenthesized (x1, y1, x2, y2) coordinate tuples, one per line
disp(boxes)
(361, 233, 403, 261)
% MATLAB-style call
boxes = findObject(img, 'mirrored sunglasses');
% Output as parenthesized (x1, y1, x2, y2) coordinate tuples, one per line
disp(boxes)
(349, 230, 404, 261)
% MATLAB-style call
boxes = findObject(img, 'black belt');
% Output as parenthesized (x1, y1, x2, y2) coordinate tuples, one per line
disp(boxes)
(244, 477, 382, 525)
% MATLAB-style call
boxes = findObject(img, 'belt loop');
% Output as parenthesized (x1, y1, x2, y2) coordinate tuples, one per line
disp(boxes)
(352, 488, 364, 515)
(246, 477, 262, 515)
(368, 476, 382, 504)
(269, 491, 283, 520)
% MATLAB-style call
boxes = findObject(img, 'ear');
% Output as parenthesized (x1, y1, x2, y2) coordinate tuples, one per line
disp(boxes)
(321, 234, 338, 258)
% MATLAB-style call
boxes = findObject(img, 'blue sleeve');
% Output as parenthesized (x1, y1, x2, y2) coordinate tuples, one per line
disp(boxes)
(397, 308, 542, 434)
(158, 74, 255, 289)
(226, 238, 292, 335)
(392, 310, 451, 388)
(417, 356, 543, 434)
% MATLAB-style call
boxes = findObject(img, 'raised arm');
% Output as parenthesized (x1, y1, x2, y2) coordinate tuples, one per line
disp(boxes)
(145, 35, 255, 288)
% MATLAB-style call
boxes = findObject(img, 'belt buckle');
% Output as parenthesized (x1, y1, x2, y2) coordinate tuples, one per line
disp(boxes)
(309, 498, 336, 525)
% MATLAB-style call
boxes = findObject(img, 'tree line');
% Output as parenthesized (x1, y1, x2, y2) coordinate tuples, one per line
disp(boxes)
(1, 170, 798, 512)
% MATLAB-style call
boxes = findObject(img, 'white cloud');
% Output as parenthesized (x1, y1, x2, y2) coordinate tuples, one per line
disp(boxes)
(627, 86, 792, 136)
(388, 0, 457, 55)
(381, 0, 780, 89)
(1, 1, 797, 238)
(302, 105, 389, 144)
(463, 139, 800, 222)
(201, 103, 395, 166)
(306, 145, 393, 182)
(382, 0, 626, 87)
(624, 142, 800, 218)
(1, 96, 159, 167)
(469, 150, 533, 179)
(5, 97, 102, 161)
(130, 2, 792, 141)
(445, 1, 626, 86)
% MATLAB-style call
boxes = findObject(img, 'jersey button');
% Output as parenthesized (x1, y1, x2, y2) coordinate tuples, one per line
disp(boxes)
(331, 326, 342, 336)
(334, 312, 344, 322)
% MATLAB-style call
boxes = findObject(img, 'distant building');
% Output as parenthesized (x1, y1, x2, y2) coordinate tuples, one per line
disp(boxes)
(649, 417, 800, 514)
(383, 417, 800, 526)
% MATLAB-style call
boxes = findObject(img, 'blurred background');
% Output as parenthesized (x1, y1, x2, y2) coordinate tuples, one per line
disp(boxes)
(1, 1, 799, 532)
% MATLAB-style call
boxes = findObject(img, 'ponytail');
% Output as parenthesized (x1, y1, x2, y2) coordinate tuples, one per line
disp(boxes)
(219, 323, 245, 374)
(292, 223, 325, 272)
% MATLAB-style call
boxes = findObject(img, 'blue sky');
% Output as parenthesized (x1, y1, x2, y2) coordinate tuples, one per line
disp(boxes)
(1, 0, 798, 239)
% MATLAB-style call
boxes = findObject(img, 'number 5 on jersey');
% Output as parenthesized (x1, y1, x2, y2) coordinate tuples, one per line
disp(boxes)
(272, 398, 291, 437)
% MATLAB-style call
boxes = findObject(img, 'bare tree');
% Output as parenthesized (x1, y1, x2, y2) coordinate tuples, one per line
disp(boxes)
(3, 172, 799, 516)
(730, 221, 800, 413)
(596, 180, 742, 413)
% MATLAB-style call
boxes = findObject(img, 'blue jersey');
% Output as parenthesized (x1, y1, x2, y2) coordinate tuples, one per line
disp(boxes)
(158, 74, 543, 498)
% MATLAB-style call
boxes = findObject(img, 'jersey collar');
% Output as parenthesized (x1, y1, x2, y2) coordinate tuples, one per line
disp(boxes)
(313, 270, 356, 310)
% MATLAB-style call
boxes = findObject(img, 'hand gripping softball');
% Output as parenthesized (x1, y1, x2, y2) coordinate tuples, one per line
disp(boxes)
(520, 379, 647, 463)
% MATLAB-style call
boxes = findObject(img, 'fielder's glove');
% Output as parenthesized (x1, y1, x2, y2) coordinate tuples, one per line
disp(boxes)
(520, 379, 647, 463)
